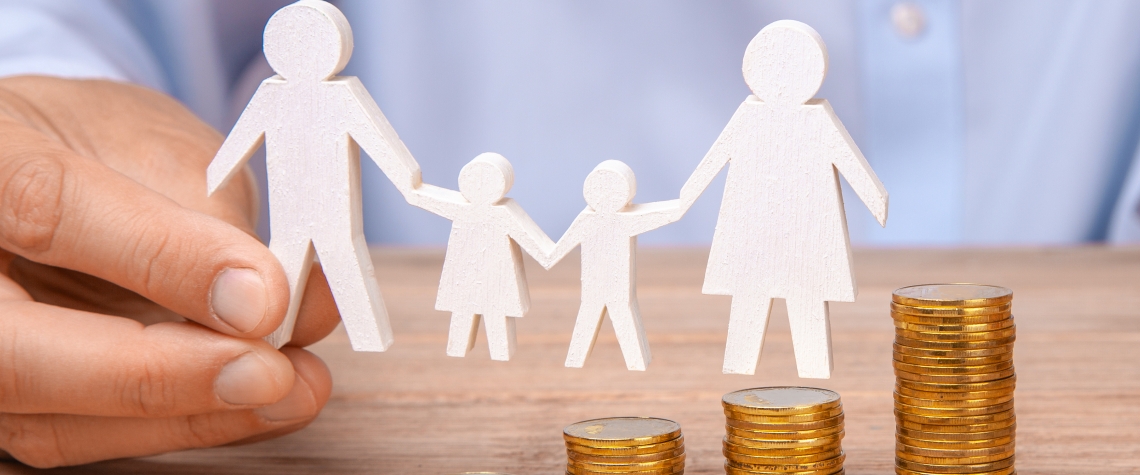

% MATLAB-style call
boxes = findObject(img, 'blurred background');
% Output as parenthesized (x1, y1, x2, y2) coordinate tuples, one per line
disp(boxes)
(5, 0, 1140, 246)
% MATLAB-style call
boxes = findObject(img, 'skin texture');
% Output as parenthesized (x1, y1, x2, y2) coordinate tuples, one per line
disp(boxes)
(0, 76, 343, 467)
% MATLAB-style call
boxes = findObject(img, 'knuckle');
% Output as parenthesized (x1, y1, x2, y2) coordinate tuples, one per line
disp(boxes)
(0, 153, 65, 253)
(116, 350, 177, 417)
(0, 415, 67, 468)
(174, 413, 243, 449)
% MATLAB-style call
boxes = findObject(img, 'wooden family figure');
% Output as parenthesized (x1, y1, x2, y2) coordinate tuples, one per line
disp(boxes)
(210, 1, 888, 379)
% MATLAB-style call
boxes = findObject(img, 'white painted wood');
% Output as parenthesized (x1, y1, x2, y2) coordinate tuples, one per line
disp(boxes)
(677, 20, 889, 379)
(207, 0, 422, 351)
(541, 160, 681, 371)
(406, 153, 555, 361)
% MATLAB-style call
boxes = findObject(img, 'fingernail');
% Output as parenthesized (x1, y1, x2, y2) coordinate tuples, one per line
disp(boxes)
(211, 268, 267, 333)
(215, 352, 283, 405)
(255, 373, 317, 422)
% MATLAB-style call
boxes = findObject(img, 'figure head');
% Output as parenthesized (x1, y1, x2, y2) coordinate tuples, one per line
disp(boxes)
(459, 153, 515, 205)
(264, 0, 353, 82)
(583, 160, 636, 213)
(742, 20, 828, 105)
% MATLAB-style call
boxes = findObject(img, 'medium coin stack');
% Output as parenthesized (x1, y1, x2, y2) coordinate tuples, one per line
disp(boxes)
(564, 417, 686, 474)
(722, 387, 846, 475)
(892, 284, 1016, 475)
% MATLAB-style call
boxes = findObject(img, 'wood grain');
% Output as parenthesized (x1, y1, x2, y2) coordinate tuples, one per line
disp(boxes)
(20, 247, 1140, 474)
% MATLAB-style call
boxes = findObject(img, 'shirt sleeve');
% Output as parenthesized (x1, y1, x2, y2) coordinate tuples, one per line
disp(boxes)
(0, 0, 167, 92)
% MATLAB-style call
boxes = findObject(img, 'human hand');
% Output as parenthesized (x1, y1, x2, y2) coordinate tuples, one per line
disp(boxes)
(0, 76, 343, 467)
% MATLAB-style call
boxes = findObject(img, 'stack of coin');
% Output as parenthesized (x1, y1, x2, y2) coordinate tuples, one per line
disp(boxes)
(892, 284, 1016, 475)
(564, 417, 686, 474)
(722, 387, 846, 475)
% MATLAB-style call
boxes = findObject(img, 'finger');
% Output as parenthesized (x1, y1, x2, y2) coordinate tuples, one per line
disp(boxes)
(0, 348, 332, 469)
(0, 301, 295, 418)
(0, 118, 288, 337)
(288, 263, 343, 347)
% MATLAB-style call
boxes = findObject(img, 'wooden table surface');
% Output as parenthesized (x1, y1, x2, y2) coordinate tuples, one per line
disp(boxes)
(22, 247, 1140, 474)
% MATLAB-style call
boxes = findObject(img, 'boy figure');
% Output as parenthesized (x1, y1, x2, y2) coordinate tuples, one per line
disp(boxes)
(207, 0, 421, 350)
(542, 160, 681, 371)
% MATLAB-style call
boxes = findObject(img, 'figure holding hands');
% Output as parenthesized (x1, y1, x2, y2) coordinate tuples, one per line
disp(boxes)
(542, 161, 681, 371)
(678, 20, 889, 379)
(407, 153, 554, 361)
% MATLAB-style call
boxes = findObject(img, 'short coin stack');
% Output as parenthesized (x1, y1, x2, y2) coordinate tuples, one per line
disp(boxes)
(892, 284, 1016, 475)
(564, 417, 686, 474)
(722, 387, 846, 475)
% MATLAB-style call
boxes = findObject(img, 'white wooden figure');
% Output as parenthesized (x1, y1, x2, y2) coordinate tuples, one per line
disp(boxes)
(541, 161, 680, 371)
(677, 20, 888, 379)
(207, 0, 422, 351)
(406, 153, 554, 361)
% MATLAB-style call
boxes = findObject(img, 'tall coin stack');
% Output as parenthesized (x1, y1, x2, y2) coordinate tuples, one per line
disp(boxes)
(892, 284, 1016, 475)
(722, 387, 846, 475)
(564, 417, 686, 475)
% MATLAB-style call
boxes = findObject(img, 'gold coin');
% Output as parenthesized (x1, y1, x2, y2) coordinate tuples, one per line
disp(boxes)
(893, 342, 1013, 358)
(724, 462, 844, 475)
(896, 450, 1014, 465)
(892, 312, 1013, 327)
(897, 415, 1015, 434)
(894, 466, 1014, 475)
(895, 454, 1014, 473)
(895, 335, 1016, 350)
(726, 405, 843, 424)
(897, 374, 1016, 393)
(897, 424, 1016, 442)
(723, 438, 842, 457)
(893, 318, 1015, 333)
(892, 284, 1013, 308)
(725, 423, 844, 440)
(726, 414, 845, 432)
(570, 454, 685, 472)
(895, 367, 1015, 384)
(723, 452, 845, 472)
(565, 462, 684, 475)
(897, 434, 1014, 450)
(564, 418, 681, 447)
(893, 359, 1014, 375)
(896, 326, 1017, 342)
(890, 301, 1012, 317)
(898, 441, 1014, 458)
(895, 383, 1014, 401)
(893, 351, 1013, 367)
(725, 432, 843, 450)
(722, 387, 842, 416)
(568, 447, 685, 464)
(723, 446, 843, 464)
(895, 399, 1014, 418)
(894, 391, 1013, 408)
(895, 408, 1015, 427)
(566, 436, 685, 456)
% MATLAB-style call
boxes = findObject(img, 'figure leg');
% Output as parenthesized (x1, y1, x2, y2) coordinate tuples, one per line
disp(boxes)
(565, 302, 606, 368)
(313, 235, 394, 351)
(483, 315, 517, 361)
(722, 294, 774, 375)
(606, 301, 652, 371)
(264, 237, 315, 349)
(786, 299, 833, 379)
(446, 313, 479, 357)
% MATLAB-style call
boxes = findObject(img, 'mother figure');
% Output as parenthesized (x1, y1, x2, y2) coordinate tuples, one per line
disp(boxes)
(678, 20, 888, 379)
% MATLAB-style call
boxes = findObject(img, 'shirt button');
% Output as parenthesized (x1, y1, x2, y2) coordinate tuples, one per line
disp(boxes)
(890, 1, 927, 39)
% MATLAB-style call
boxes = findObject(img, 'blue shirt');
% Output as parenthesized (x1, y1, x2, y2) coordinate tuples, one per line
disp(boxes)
(4, 0, 1140, 246)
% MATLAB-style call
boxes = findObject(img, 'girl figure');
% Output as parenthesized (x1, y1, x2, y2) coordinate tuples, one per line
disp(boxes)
(678, 21, 889, 379)
(407, 153, 554, 361)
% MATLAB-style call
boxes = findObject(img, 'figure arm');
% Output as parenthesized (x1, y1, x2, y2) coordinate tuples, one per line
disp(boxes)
(676, 101, 750, 218)
(207, 82, 272, 196)
(624, 199, 683, 235)
(544, 211, 588, 269)
(817, 101, 888, 226)
(406, 183, 465, 221)
(503, 200, 556, 266)
(341, 78, 423, 197)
